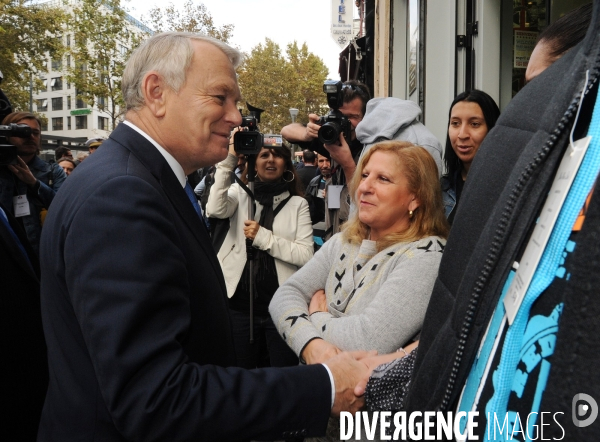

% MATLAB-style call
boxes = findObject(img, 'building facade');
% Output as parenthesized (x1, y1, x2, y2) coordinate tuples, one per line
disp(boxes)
(342, 0, 590, 147)
(33, 0, 151, 151)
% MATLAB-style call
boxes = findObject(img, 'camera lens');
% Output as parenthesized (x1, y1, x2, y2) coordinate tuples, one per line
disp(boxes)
(318, 122, 341, 145)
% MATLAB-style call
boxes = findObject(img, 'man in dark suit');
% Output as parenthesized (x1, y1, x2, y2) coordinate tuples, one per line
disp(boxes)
(38, 32, 367, 441)
(0, 201, 47, 441)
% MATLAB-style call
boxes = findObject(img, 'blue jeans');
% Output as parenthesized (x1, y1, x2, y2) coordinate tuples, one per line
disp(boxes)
(229, 309, 299, 368)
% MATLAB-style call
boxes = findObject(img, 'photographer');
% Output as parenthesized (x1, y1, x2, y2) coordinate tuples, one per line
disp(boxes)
(281, 80, 370, 237)
(1, 112, 66, 255)
(206, 134, 313, 370)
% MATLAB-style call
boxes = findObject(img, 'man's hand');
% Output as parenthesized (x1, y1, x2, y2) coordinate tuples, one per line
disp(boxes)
(302, 338, 340, 365)
(309, 289, 327, 314)
(324, 351, 372, 416)
(7, 156, 37, 187)
(324, 134, 356, 183)
(280, 113, 321, 143)
(354, 341, 420, 397)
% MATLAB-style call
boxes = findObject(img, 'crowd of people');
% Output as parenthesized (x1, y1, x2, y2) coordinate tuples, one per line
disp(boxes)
(1, 2, 597, 441)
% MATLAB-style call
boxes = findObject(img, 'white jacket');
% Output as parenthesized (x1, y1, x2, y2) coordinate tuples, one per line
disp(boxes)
(206, 154, 314, 298)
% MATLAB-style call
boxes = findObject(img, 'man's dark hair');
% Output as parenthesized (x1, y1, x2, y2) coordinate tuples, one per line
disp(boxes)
(538, 3, 593, 59)
(302, 150, 316, 164)
(342, 80, 371, 116)
(443, 89, 500, 179)
(55, 146, 72, 160)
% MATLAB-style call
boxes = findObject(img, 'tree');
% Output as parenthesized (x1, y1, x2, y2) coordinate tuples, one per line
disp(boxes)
(145, 0, 233, 42)
(0, 0, 66, 111)
(237, 39, 328, 134)
(66, 0, 147, 129)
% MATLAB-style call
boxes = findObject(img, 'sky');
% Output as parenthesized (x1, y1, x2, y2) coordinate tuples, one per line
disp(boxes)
(125, 0, 352, 79)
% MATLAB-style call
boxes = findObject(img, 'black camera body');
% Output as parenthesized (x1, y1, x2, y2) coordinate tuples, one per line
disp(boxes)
(234, 103, 265, 155)
(0, 124, 32, 166)
(317, 80, 351, 145)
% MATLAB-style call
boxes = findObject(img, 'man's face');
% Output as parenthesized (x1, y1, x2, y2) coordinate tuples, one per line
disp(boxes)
(317, 154, 331, 177)
(10, 118, 41, 158)
(339, 97, 364, 132)
(160, 40, 242, 173)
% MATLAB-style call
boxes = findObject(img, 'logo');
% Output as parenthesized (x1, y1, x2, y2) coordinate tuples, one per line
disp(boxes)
(572, 393, 598, 428)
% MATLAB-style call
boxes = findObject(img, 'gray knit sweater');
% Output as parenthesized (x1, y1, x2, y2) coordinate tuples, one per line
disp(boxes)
(269, 233, 445, 356)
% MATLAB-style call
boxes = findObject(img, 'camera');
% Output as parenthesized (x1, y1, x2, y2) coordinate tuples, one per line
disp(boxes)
(234, 103, 283, 154)
(317, 80, 352, 145)
(0, 124, 32, 166)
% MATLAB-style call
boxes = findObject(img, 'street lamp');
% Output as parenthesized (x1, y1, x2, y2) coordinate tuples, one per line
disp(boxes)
(288, 108, 299, 161)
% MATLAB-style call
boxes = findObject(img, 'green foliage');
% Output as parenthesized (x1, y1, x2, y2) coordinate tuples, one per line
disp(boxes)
(66, 0, 147, 129)
(145, 0, 233, 42)
(237, 39, 328, 134)
(0, 0, 66, 112)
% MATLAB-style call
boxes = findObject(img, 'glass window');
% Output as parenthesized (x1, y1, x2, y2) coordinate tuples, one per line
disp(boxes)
(75, 115, 87, 129)
(98, 116, 109, 131)
(67, 96, 71, 110)
(39, 78, 47, 93)
(37, 99, 48, 111)
(51, 77, 63, 91)
(67, 116, 71, 130)
(52, 97, 63, 111)
(52, 117, 63, 131)
(52, 59, 62, 71)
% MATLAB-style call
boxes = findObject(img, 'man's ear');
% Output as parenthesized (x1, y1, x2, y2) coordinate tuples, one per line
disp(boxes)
(142, 71, 167, 118)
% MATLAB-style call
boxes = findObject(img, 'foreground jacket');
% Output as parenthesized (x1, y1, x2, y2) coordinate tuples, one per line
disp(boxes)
(405, 3, 600, 441)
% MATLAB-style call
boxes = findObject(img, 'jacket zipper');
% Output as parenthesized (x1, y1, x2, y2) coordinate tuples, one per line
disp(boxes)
(439, 72, 599, 412)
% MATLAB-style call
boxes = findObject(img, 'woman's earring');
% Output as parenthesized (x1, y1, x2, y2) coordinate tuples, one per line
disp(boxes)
(282, 170, 295, 183)
(409, 209, 414, 218)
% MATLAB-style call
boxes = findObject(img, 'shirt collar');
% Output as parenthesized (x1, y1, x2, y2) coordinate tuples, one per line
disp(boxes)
(122, 120, 186, 188)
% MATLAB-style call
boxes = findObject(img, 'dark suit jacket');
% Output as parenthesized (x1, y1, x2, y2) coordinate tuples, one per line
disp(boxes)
(38, 124, 331, 441)
(0, 202, 47, 441)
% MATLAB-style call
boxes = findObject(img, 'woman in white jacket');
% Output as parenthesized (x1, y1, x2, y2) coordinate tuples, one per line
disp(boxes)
(206, 141, 313, 368)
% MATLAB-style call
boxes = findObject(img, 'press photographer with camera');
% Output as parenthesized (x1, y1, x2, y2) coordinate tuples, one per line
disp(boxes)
(281, 80, 370, 238)
(0, 112, 66, 255)
(206, 121, 314, 370)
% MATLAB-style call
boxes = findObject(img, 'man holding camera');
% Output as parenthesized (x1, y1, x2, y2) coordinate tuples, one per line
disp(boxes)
(0, 112, 66, 256)
(281, 80, 370, 238)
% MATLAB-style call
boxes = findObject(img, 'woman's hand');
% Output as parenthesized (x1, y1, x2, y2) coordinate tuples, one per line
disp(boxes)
(302, 338, 341, 365)
(243, 220, 260, 241)
(309, 289, 328, 314)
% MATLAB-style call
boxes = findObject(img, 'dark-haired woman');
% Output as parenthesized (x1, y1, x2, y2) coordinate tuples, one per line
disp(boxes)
(442, 89, 500, 224)
(206, 141, 313, 369)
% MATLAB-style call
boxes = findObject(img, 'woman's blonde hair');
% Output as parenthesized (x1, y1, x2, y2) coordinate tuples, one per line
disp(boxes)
(343, 140, 449, 251)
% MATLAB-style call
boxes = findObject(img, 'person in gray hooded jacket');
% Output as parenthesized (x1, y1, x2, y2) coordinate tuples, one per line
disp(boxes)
(355, 97, 443, 176)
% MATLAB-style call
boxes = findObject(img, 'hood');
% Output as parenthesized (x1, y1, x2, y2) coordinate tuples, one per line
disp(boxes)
(355, 97, 422, 144)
